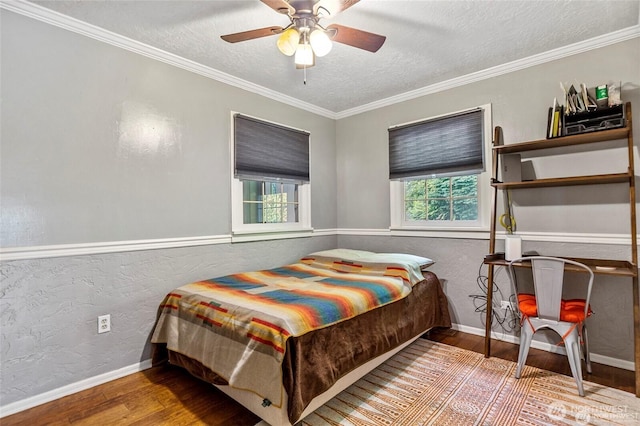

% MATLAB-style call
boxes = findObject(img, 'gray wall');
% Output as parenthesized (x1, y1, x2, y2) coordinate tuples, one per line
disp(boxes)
(336, 39, 640, 233)
(335, 38, 640, 361)
(0, 11, 337, 247)
(0, 236, 337, 407)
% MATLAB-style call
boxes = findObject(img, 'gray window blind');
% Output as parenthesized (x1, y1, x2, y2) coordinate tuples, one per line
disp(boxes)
(234, 114, 310, 183)
(388, 109, 484, 180)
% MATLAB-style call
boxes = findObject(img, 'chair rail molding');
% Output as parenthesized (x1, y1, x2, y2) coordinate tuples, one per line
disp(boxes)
(1, 230, 635, 261)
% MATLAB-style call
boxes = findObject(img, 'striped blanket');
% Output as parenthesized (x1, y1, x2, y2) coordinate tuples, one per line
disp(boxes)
(151, 254, 422, 407)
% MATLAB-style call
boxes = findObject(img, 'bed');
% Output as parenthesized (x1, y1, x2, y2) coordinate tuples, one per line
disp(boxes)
(151, 249, 451, 425)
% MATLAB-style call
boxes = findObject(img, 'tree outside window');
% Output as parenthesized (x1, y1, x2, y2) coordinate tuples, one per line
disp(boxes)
(404, 175, 478, 222)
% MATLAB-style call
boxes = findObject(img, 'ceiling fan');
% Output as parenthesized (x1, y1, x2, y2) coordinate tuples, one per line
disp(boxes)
(220, 0, 386, 69)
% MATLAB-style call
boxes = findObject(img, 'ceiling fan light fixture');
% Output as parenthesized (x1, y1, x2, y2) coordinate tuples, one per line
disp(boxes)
(309, 29, 332, 57)
(220, 0, 386, 72)
(294, 42, 314, 66)
(276, 27, 299, 56)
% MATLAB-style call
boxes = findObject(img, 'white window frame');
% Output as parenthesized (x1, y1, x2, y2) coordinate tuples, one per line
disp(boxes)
(390, 104, 492, 232)
(230, 112, 312, 242)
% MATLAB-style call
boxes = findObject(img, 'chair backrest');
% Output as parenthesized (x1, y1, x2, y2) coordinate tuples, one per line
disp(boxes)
(508, 256, 594, 321)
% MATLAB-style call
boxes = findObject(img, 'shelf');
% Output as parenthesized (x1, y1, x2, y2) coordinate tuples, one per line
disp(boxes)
(494, 126, 630, 154)
(484, 102, 639, 397)
(492, 172, 633, 189)
(484, 256, 638, 278)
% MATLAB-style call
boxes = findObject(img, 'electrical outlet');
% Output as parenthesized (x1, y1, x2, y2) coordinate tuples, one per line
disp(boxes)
(98, 314, 111, 334)
(500, 301, 516, 310)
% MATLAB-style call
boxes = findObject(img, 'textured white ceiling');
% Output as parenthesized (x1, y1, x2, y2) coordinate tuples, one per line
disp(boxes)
(24, 0, 640, 114)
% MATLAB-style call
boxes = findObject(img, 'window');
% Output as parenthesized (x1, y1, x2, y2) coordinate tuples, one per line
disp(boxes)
(404, 175, 478, 221)
(242, 180, 299, 224)
(389, 105, 492, 231)
(231, 113, 311, 239)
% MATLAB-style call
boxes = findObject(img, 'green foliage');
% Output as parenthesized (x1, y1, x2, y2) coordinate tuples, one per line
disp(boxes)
(405, 175, 478, 221)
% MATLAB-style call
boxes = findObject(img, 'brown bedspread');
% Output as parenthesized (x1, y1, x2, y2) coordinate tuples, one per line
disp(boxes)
(153, 271, 451, 424)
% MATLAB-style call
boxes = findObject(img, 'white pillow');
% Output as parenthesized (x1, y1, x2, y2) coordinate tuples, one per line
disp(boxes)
(370, 253, 435, 269)
(309, 249, 376, 260)
(307, 249, 434, 286)
(309, 249, 434, 269)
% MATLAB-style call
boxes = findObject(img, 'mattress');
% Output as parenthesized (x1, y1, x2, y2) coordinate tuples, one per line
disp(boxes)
(152, 268, 451, 423)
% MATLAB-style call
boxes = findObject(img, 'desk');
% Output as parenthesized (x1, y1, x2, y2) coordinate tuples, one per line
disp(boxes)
(483, 256, 639, 397)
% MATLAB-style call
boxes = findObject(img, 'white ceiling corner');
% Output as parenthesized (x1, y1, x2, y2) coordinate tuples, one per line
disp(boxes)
(2, 0, 639, 119)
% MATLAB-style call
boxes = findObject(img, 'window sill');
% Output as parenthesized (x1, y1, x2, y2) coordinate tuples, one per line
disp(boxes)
(389, 227, 490, 240)
(231, 227, 314, 243)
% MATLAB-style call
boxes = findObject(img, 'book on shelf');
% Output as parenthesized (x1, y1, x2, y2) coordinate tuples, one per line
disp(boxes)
(580, 83, 594, 109)
(547, 98, 564, 139)
(550, 82, 625, 137)
(562, 81, 599, 115)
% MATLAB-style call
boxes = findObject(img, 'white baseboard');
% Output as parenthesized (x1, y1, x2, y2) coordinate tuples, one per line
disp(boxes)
(451, 323, 636, 372)
(0, 359, 153, 419)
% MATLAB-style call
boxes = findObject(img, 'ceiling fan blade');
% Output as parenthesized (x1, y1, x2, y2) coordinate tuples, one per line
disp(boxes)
(315, 0, 360, 17)
(220, 26, 284, 43)
(260, 0, 295, 15)
(326, 24, 386, 52)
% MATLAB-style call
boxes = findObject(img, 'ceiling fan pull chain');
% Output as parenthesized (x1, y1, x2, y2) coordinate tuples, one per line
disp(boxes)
(303, 65, 307, 85)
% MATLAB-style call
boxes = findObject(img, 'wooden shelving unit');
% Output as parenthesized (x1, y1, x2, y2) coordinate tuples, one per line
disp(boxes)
(493, 126, 630, 154)
(486, 257, 637, 278)
(483, 102, 639, 397)
(492, 172, 632, 189)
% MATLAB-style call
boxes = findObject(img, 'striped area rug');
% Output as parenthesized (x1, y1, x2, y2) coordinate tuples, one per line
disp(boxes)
(299, 339, 640, 425)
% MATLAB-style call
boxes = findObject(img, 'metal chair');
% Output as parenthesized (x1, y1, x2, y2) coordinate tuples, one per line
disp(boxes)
(507, 256, 594, 396)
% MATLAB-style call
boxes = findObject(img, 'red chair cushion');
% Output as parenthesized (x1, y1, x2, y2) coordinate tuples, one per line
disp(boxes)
(517, 294, 538, 316)
(560, 299, 593, 322)
(516, 294, 592, 323)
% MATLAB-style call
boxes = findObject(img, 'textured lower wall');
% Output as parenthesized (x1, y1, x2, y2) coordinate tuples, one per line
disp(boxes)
(337, 235, 635, 364)
(0, 235, 336, 407)
(2, 233, 634, 410)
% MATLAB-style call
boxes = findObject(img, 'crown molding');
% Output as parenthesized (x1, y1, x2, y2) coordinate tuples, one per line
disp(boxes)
(335, 25, 640, 119)
(0, 0, 337, 119)
(2, 0, 639, 121)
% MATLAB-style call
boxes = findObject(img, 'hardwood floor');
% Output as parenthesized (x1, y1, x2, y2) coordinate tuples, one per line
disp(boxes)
(2, 329, 635, 425)
(1, 365, 261, 426)
(427, 328, 635, 394)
